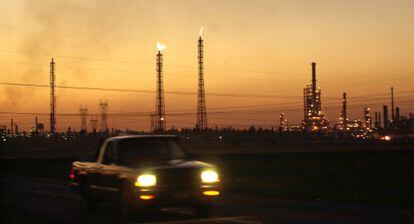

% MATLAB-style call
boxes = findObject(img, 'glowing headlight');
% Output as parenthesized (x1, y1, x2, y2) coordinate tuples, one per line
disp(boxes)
(135, 174, 156, 187)
(201, 170, 219, 183)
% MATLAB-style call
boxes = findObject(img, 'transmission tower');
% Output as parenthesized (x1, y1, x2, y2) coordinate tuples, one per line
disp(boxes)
(90, 118, 98, 133)
(50, 58, 56, 134)
(150, 112, 156, 132)
(196, 32, 208, 129)
(99, 100, 108, 132)
(79, 106, 88, 132)
(155, 48, 166, 132)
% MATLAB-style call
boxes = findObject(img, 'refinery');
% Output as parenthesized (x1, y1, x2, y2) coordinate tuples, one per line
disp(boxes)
(0, 29, 413, 141)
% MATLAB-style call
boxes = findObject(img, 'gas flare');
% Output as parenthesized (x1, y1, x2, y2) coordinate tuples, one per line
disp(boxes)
(156, 42, 166, 52)
(199, 27, 204, 37)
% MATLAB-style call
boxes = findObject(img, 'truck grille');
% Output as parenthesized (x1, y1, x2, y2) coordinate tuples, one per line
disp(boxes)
(157, 168, 200, 187)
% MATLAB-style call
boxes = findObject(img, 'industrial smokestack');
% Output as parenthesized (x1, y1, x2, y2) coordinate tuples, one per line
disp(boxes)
(391, 87, 395, 121)
(395, 107, 400, 121)
(342, 92, 347, 130)
(35, 116, 38, 134)
(50, 58, 56, 134)
(383, 105, 388, 129)
(311, 62, 317, 95)
(10, 118, 14, 135)
(378, 112, 381, 128)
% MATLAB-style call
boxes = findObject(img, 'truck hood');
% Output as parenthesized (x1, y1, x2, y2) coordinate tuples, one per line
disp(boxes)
(135, 159, 215, 171)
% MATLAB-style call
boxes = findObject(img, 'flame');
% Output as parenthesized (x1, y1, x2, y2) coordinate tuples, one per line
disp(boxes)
(156, 42, 166, 52)
(199, 27, 204, 37)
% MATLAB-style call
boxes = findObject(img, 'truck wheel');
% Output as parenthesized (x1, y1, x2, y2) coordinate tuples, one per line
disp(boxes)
(80, 180, 98, 212)
(119, 181, 134, 220)
(194, 204, 213, 217)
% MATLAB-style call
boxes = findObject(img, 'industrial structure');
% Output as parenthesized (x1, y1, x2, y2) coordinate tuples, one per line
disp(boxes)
(90, 118, 98, 133)
(364, 107, 372, 129)
(303, 62, 328, 131)
(155, 43, 167, 132)
(99, 100, 108, 132)
(279, 113, 289, 132)
(79, 106, 88, 132)
(391, 87, 395, 122)
(10, 119, 14, 135)
(339, 93, 348, 131)
(383, 105, 389, 129)
(150, 112, 156, 132)
(50, 58, 56, 134)
(196, 28, 208, 129)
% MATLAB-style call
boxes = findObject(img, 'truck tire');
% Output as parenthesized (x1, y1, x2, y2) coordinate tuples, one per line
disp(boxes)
(119, 181, 134, 220)
(80, 179, 98, 212)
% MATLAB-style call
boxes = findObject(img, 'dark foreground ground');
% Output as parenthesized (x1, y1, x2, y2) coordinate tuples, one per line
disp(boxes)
(1, 149, 413, 223)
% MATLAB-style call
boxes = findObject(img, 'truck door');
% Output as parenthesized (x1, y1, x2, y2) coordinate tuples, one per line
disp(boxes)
(96, 140, 120, 200)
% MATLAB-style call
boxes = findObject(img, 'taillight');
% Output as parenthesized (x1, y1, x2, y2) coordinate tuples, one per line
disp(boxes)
(69, 168, 75, 180)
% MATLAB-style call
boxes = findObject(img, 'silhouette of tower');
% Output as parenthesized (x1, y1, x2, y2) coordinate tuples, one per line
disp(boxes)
(155, 44, 166, 132)
(279, 113, 288, 132)
(79, 106, 88, 132)
(10, 118, 14, 135)
(383, 105, 388, 129)
(196, 30, 208, 129)
(303, 62, 328, 131)
(50, 58, 56, 134)
(391, 87, 395, 122)
(35, 116, 39, 134)
(90, 118, 98, 133)
(99, 100, 108, 132)
(364, 107, 372, 129)
(148, 112, 156, 132)
(341, 93, 348, 130)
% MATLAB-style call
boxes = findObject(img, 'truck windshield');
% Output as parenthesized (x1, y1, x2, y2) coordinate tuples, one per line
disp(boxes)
(118, 138, 189, 165)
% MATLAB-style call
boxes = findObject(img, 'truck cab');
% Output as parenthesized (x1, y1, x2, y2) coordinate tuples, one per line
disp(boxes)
(69, 135, 220, 217)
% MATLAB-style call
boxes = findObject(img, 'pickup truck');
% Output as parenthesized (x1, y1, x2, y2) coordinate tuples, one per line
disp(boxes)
(69, 135, 220, 217)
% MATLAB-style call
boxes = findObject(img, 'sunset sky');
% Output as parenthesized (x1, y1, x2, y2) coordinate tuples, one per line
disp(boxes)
(0, 0, 413, 132)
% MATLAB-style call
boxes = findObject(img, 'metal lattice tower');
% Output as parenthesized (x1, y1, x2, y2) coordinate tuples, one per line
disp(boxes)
(99, 100, 108, 132)
(90, 118, 98, 133)
(150, 112, 156, 132)
(155, 51, 166, 132)
(196, 35, 208, 129)
(79, 106, 88, 132)
(50, 58, 56, 134)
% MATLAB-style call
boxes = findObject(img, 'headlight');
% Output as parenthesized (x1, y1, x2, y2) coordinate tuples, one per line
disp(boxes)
(135, 174, 156, 187)
(201, 170, 219, 183)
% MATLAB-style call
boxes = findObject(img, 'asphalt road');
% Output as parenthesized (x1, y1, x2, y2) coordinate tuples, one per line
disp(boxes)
(1, 175, 413, 224)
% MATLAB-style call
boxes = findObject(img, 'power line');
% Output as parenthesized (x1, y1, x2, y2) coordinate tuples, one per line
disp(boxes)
(1, 50, 413, 80)
(3, 81, 413, 100)
(0, 82, 304, 99)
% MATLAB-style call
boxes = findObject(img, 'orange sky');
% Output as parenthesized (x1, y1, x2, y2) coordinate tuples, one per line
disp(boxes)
(0, 0, 413, 132)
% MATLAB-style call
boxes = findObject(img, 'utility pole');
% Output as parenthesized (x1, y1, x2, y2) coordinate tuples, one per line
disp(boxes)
(50, 58, 56, 134)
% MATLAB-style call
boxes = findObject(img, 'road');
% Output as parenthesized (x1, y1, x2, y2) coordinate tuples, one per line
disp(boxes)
(1, 175, 413, 224)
